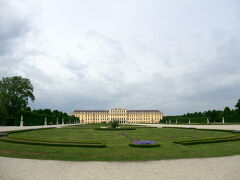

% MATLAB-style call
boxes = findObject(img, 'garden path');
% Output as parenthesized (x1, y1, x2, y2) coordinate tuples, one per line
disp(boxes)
(0, 155, 240, 180)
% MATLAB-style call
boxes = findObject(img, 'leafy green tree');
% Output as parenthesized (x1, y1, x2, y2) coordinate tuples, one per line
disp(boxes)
(110, 121, 119, 128)
(0, 96, 8, 125)
(0, 76, 35, 125)
(235, 99, 240, 111)
(223, 106, 231, 116)
(42, 109, 52, 115)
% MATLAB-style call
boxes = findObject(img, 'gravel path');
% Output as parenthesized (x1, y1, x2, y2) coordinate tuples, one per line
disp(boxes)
(0, 155, 240, 180)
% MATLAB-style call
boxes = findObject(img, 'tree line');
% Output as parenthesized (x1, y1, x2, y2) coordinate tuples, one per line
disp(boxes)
(0, 76, 78, 126)
(163, 99, 240, 123)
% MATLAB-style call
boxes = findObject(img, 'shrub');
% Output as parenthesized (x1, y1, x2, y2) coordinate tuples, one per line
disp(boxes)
(110, 121, 119, 129)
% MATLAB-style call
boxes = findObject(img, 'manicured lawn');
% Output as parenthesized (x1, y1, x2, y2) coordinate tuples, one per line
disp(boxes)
(0, 125, 240, 161)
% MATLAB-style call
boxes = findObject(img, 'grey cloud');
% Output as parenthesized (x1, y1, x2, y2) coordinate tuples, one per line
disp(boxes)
(0, 0, 33, 81)
(1, 1, 240, 116)
(0, 0, 31, 55)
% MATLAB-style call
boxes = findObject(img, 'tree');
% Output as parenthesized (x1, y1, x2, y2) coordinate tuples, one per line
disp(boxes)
(0, 76, 35, 125)
(235, 99, 240, 111)
(110, 121, 119, 129)
(223, 106, 231, 116)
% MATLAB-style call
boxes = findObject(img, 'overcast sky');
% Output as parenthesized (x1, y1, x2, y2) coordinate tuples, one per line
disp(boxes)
(0, 0, 240, 115)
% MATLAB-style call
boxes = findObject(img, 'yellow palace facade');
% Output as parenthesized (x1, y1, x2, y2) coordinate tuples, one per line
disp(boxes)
(71, 108, 163, 124)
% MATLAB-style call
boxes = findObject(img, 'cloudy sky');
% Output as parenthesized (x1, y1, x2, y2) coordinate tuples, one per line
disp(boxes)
(0, 0, 240, 115)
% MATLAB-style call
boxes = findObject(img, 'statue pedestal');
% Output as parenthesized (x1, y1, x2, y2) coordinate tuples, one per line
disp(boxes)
(20, 120, 23, 127)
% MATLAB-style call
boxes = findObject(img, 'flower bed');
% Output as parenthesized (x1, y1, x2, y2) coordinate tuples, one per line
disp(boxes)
(233, 130, 240, 133)
(129, 141, 160, 148)
(0, 133, 7, 137)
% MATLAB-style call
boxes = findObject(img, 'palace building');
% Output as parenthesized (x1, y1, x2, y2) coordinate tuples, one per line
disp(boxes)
(71, 108, 163, 124)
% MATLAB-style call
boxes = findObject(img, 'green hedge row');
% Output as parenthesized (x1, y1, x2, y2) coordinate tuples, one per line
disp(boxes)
(15, 112, 63, 126)
(194, 128, 234, 133)
(225, 114, 240, 123)
(163, 117, 209, 123)
(129, 143, 160, 148)
(5, 111, 79, 126)
(0, 137, 106, 148)
(174, 135, 240, 145)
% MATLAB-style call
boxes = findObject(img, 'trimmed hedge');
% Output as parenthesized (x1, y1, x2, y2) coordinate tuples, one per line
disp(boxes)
(162, 127, 240, 145)
(129, 143, 160, 148)
(0, 137, 106, 148)
(95, 128, 136, 131)
(194, 128, 234, 133)
(174, 135, 240, 145)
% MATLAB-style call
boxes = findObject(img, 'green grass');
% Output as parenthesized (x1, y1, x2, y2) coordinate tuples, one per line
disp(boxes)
(0, 125, 240, 161)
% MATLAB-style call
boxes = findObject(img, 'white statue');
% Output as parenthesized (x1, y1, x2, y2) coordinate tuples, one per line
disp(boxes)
(20, 115, 23, 127)
(44, 117, 47, 126)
